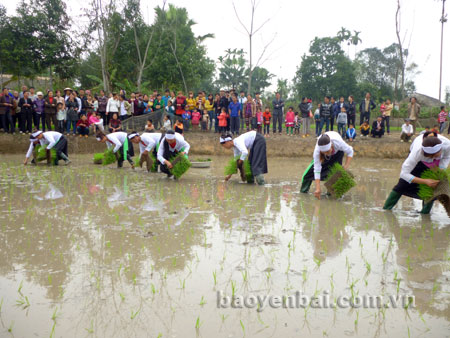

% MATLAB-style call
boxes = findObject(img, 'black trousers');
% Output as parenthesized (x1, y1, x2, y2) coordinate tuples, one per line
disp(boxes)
(300, 151, 344, 192)
(393, 162, 427, 200)
(34, 112, 46, 131)
(0, 112, 14, 133)
(360, 112, 370, 125)
(117, 142, 134, 168)
(159, 145, 178, 176)
(272, 113, 283, 133)
(248, 133, 268, 176)
(347, 114, 355, 128)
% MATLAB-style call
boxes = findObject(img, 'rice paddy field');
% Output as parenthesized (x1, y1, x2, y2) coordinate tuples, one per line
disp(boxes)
(0, 155, 448, 338)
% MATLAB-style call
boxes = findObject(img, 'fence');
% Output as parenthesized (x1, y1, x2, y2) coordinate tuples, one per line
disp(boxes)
(122, 109, 165, 132)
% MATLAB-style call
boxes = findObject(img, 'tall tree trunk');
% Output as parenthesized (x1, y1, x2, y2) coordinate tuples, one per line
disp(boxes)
(247, 35, 252, 95)
(49, 66, 53, 90)
(395, 0, 405, 98)
(439, 0, 446, 101)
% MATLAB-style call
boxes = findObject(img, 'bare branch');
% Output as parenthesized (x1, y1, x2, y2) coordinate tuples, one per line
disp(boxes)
(253, 17, 271, 35)
(232, 1, 250, 35)
(254, 33, 276, 68)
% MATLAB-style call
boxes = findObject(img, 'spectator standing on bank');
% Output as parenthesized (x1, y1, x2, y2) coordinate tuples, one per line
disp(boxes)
(272, 92, 284, 135)
(359, 92, 376, 125)
(407, 96, 421, 134)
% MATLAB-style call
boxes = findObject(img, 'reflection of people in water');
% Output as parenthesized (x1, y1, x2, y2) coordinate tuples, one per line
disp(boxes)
(306, 199, 350, 262)
(383, 132, 450, 214)
(383, 212, 450, 318)
(300, 131, 353, 200)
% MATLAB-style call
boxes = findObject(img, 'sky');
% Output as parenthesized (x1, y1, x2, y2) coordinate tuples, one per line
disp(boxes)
(2, 0, 449, 100)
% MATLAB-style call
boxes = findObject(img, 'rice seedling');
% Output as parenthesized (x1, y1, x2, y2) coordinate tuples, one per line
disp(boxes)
(169, 153, 191, 179)
(93, 153, 104, 164)
(102, 149, 117, 166)
(212, 270, 217, 286)
(195, 316, 202, 329)
(231, 280, 236, 297)
(199, 296, 206, 306)
(0, 297, 3, 314)
(324, 163, 356, 199)
(240, 320, 245, 335)
(130, 309, 140, 319)
(417, 168, 449, 201)
(50, 322, 56, 338)
(8, 321, 13, 333)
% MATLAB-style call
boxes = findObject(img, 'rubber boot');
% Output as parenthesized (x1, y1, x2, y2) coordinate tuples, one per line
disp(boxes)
(255, 174, 265, 186)
(383, 190, 402, 210)
(59, 152, 70, 164)
(300, 179, 312, 193)
(419, 200, 434, 214)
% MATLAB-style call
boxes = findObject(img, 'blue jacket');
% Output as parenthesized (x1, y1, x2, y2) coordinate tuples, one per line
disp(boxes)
(346, 128, 356, 139)
(333, 102, 348, 118)
(228, 101, 241, 117)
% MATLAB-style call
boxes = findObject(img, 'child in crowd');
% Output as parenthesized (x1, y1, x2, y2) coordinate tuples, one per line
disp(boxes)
(360, 120, 370, 137)
(285, 106, 295, 136)
(76, 114, 89, 137)
(346, 124, 356, 141)
(218, 107, 228, 133)
(400, 119, 413, 142)
(314, 104, 321, 136)
(256, 109, 263, 133)
(380, 101, 386, 117)
(162, 115, 172, 131)
(431, 125, 440, 134)
(182, 109, 191, 131)
(109, 113, 122, 133)
(438, 105, 447, 134)
(201, 111, 209, 131)
(337, 107, 348, 138)
(145, 119, 155, 132)
(88, 111, 104, 133)
(56, 102, 66, 134)
(294, 112, 301, 135)
(174, 119, 184, 134)
(191, 109, 201, 130)
(263, 107, 271, 137)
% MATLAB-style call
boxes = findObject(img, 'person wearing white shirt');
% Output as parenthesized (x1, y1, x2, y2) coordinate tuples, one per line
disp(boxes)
(128, 132, 163, 172)
(300, 131, 354, 199)
(96, 131, 135, 168)
(220, 130, 268, 185)
(383, 132, 450, 214)
(157, 130, 190, 178)
(24, 130, 70, 165)
(400, 119, 413, 143)
(106, 93, 120, 124)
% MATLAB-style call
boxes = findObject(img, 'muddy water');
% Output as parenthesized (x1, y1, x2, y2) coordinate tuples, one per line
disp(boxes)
(0, 155, 448, 338)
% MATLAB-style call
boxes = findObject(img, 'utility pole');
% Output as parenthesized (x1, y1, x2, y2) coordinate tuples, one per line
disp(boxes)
(439, 0, 447, 102)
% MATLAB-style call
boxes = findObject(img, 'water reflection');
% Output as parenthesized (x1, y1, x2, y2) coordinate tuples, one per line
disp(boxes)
(0, 156, 448, 337)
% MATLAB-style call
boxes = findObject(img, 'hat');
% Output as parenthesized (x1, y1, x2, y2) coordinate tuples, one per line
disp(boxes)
(128, 132, 139, 140)
(404, 118, 410, 122)
(64, 87, 72, 92)
(37, 91, 43, 96)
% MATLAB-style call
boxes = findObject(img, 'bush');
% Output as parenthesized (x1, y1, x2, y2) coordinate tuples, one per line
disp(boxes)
(325, 163, 356, 199)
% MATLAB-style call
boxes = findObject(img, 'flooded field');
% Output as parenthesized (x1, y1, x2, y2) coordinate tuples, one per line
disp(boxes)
(0, 155, 448, 338)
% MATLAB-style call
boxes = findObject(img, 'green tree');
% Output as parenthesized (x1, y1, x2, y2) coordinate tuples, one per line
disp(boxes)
(246, 66, 273, 95)
(143, 5, 214, 93)
(293, 37, 356, 101)
(216, 48, 247, 91)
